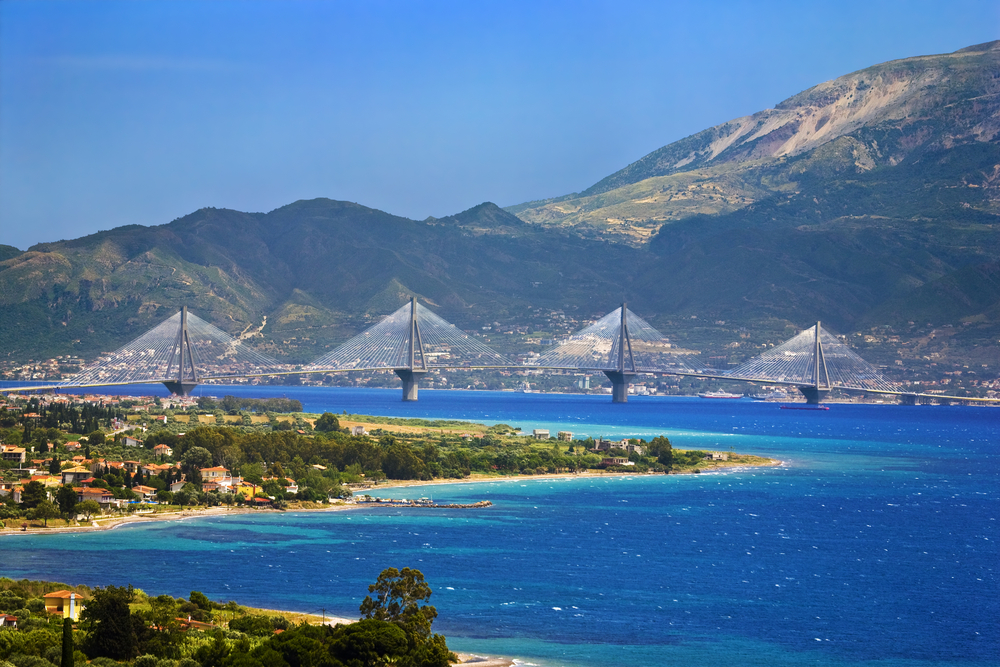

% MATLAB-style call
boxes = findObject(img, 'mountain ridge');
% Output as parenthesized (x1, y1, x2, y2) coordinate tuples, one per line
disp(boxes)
(1, 43, 998, 374)
(509, 41, 1000, 240)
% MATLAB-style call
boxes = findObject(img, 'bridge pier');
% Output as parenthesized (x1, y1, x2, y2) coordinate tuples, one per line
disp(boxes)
(603, 371, 635, 403)
(798, 386, 829, 405)
(394, 369, 427, 401)
(899, 393, 919, 406)
(163, 381, 198, 397)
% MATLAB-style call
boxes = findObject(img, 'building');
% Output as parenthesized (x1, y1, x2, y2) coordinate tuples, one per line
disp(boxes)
(64, 441, 82, 452)
(532, 429, 550, 440)
(123, 436, 142, 448)
(43, 591, 86, 620)
(351, 426, 367, 436)
(153, 444, 173, 458)
(1, 445, 26, 463)
(132, 485, 158, 501)
(557, 431, 573, 441)
(600, 457, 635, 467)
(705, 452, 729, 461)
(75, 487, 114, 509)
(200, 466, 230, 481)
(61, 467, 93, 485)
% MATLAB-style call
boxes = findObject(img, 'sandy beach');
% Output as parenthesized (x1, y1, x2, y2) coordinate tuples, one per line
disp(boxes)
(0, 462, 782, 538)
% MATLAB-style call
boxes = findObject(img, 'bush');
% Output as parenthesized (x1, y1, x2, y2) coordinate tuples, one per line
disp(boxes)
(227, 615, 287, 637)
(7, 655, 56, 667)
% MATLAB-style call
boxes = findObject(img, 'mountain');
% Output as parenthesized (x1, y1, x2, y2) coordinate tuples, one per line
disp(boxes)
(0, 201, 639, 362)
(509, 41, 1000, 243)
(1, 42, 998, 372)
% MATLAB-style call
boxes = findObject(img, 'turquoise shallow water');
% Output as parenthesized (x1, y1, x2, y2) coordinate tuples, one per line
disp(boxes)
(1, 389, 997, 666)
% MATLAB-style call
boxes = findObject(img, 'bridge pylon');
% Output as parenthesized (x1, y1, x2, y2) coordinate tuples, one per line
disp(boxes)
(163, 306, 200, 396)
(393, 297, 428, 401)
(797, 321, 831, 405)
(602, 303, 637, 403)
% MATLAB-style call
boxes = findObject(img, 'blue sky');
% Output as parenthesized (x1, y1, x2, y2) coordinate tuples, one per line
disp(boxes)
(1, 0, 997, 250)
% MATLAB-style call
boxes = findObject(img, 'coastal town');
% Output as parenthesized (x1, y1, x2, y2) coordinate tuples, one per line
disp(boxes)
(0, 391, 774, 532)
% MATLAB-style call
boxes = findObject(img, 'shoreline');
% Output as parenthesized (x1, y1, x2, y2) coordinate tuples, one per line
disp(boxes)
(0, 460, 781, 538)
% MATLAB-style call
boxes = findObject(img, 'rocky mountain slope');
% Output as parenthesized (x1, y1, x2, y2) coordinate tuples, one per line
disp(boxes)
(509, 41, 1000, 243)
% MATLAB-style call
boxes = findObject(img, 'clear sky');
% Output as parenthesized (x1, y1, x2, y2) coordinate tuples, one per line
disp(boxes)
(1, 0, 997, 250)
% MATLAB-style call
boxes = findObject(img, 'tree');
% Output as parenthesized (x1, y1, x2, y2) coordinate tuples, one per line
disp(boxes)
(87, 430, 106, 445)
(30, 499, 60, 526)
(360, 567, 438, 638)
(180, 446, 213, 483)
(648, 436, 673, 467)
(20, 480, 48, 508)
(56, 485, 78, 515)
(82, 585, 140, 661)
(314, 412, 340, 432)
(49, 457, 62, 475)
(77, 499, 101, 521)
(62, 617, 74, 667)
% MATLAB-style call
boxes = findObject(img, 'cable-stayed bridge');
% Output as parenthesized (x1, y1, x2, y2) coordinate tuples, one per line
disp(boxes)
(2, 301, 991, 405)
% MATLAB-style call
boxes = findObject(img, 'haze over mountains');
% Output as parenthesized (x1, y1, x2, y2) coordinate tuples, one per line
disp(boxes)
(1, 42, 998, 369)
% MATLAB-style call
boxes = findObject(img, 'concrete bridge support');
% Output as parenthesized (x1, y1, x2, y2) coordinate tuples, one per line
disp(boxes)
(899, 393, 919, 406)
(603, 371, 635, 403)
(798, 386, 830, 405)
(162, 381, 199, 396)
(394, 369, 426, 401)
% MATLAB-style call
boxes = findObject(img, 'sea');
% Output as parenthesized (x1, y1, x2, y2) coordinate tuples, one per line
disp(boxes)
(2, 386, 997, 666)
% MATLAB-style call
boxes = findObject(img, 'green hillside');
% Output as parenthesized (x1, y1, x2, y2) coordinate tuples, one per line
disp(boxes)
(1, 42, 998, 377)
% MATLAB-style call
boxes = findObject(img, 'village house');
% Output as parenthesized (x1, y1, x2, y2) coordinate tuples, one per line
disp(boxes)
(29, 474, 61, 489)
(600, 457, 635, 467)
(123, 436, 142, 448)
(143, 462, 174, 476)
(705, 452, 729, 461)
(131, 485, 158, 501)
(0, 614, 17, 628)
(200, 466, 230, 481)
(43, 591, 86, 620)
(532, 429, 550, 440)
(169, 478, 188, 493)
(61, 466, 93, 485)
(75, 487, 114, 509)
(64, 441, 82, 452)
(1, 445, 26, 463)
(557, 431, 573, 441)
(351, 425, 367, 436)
(153, 444, 173, 458)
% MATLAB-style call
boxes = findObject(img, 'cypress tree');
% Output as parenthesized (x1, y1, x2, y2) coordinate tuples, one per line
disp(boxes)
(62, 617, 73, 667)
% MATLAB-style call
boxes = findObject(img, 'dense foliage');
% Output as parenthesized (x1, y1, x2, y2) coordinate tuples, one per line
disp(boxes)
(0, 571, 454, 667)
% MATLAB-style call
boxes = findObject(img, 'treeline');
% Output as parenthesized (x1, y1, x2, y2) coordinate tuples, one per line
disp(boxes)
(0, 568, 453, 666)
(146, 424, 679, 485)
(196, 396, 303, 414)
(1, 397, 124, 438)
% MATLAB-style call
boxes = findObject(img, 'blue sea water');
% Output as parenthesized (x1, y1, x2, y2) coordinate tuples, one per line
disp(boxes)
(2, 387, 997, 666)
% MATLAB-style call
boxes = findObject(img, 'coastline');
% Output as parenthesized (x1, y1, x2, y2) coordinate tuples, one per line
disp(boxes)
(0, 460, 782, 538)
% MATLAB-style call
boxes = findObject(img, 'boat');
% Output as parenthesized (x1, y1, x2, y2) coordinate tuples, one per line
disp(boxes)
(780, 405, 830, 411)
(749, 391, 789, 401)
(698, 391, 744, 399)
